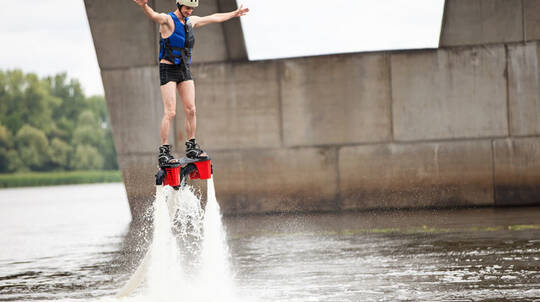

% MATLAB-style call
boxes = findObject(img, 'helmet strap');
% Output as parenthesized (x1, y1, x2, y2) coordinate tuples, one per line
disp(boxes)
(176, 3, 187, 20)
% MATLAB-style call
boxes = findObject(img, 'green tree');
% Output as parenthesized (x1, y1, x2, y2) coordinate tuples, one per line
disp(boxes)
(0, 71, 7, 119)
(81, 95, 118, 170)
(0, 69, 118, 172)
(86, 95, 110, 125)
(0, 70, 60, 135)
(0, 124, 12, 172)
(47, 73, 86, 142)
(0, 124, 11, 149)
(71, 144, 104, 170)
(7, 150, 23, 172)
(102, 130, 118, 170)
(15, 125, 49, 171)
(49, 138, 72, 169)
(72, 110, 104, 147)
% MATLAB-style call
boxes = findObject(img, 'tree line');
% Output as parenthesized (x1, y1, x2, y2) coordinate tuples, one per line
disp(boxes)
(0, 69, 118, 173)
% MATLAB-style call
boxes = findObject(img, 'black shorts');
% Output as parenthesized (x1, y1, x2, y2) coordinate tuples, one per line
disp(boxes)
(159, 63, 193, 86)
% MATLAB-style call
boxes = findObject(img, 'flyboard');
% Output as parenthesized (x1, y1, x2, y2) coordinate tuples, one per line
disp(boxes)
(155, 156, 212, 190)
(116, 155, 212, 298)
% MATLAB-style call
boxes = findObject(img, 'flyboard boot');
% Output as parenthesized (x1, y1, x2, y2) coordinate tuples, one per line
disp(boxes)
(185, 138, 208, 159)
(155, 141, 212, 190)
(158, 144, 178, 166)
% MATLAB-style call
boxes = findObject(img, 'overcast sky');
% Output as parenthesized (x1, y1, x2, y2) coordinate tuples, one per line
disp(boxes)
(0, 0, 444, 96)
(0, 1, 102, 96)
(240, 0, 445, 60)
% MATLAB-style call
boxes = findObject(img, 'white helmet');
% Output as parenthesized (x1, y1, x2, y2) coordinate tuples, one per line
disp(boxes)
(177, 0, 198, 8)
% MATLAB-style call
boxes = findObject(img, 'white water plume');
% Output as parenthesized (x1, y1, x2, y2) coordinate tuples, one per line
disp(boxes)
(174, 184, 204, 258)
(112, 178, 239, 302)
(147, 186, 185, 301)
(198, 177, 235, 300)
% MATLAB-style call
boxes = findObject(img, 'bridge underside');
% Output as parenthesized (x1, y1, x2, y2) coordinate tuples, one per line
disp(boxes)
(85, 0, 540, 218)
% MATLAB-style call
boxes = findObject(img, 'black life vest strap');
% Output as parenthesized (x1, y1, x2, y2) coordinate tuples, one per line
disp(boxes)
(179, 48, 191, 71)
(162, 38, 191, 69)
(184, 22, 195, 48)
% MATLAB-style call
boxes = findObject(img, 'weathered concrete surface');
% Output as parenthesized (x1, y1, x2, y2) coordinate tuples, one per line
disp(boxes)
(101, 67, 167, 155)
(280, 54, 392, 147)
(209, 147, 339, 214)
(182, 61, 281, 150)
(508, 42, 540, 136)
(339, 141, 494, 210)
(440, 0, 523, 47)
(84, 0, 156, 69)
(85, 0, 540, 218)
(494, 137, 540, 206)
(391, 46, 508, 141)
(525, 0, 540, 41)
(117, 153, 157, 218)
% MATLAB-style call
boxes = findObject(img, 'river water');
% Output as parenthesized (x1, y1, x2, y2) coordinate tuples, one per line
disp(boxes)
(0, 183, 539, 302)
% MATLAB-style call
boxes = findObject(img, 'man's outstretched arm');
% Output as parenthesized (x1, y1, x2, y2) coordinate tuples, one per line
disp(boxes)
(133, 0, 170, 25)
(190, 4, 249, 28)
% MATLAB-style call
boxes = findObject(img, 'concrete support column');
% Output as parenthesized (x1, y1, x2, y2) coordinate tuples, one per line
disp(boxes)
(85, 0, 540, 218)
(85, 0, 248, 219)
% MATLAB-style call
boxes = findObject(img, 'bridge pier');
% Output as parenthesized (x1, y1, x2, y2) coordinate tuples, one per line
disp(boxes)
(84, 0, 540, 219)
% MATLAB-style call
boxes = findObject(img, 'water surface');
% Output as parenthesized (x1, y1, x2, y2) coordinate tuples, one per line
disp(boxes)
(0, 184, 539, 301)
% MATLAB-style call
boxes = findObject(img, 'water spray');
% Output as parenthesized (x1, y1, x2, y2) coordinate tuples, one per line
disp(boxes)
(115, 155, 236, 301)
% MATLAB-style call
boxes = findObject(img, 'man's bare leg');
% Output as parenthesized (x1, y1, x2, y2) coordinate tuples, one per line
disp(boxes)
(178, 80, 207, 158)
(160, 82, 177, 145)
(157, 82, 179, 164)
(178, 80, 196, 140)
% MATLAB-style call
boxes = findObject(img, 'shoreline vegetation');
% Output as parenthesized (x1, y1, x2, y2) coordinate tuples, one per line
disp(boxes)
(1, 70, 118, 174)
(0, 170, 122, 188)
(1, 70, 122, 189)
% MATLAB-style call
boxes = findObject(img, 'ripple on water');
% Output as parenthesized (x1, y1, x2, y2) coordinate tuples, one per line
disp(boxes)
(1, 184, 540, 301)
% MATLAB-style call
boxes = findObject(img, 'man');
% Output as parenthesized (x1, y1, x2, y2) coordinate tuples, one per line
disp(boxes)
(133, 0, 249, 164)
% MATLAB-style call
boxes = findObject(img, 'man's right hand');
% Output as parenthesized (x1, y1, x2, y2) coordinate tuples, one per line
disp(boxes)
(133, 0, 148, 7)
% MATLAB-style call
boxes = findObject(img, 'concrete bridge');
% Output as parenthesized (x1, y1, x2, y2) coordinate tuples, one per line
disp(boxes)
(84, 0, 540, 219)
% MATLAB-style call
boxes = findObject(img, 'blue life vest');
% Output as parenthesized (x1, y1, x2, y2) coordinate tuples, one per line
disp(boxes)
(159, 12, 195, 66)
